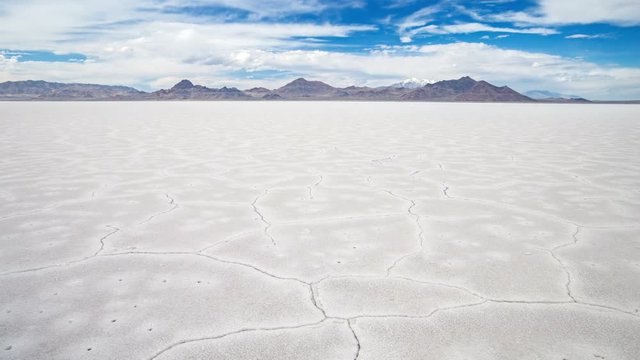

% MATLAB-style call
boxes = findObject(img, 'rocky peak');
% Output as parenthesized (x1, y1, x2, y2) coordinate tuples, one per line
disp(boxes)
(171, 79, 194, 90)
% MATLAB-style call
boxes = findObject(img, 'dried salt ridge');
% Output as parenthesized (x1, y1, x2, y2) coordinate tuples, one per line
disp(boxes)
(0, 76, 578, 102)
(1, 102, 640, 359)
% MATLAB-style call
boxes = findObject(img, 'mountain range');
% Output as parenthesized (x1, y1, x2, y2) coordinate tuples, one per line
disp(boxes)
(0, 76, 597, 102)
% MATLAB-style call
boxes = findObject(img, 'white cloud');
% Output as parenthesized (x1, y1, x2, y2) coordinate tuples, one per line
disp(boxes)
(488, 0, 640, 26)
(565, 34, 608, 39)
(394, 0, 640, 45)
(0, 11, 375, 57)
(0, 0, 369, 49)
(406, 22, 557, 40)
(479, 34, 510, 40)
(384, 0, 419, 9)
(396, 3, 558, 42)
(397, 4, 443, 34)
(164, 0, 365, 19)
(0, 53, 19, 66)
(477, 0, 516, 4)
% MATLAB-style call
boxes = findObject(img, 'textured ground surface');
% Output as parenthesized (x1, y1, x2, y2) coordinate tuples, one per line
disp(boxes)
(1, 102, 639, 359)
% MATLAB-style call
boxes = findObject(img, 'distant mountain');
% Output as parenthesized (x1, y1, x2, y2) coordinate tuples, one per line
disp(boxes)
(0, 77, 600, 103)
(171, 79, 195, 90)
(244, 87, 272, 98)
(525, 90, 591, 103)
(536, 97, 591, 103)
(339, 85, 410, 101)
(401, 76, 477, 100)
(262, 93, 283, 100)
(400, 76, 533, 102)
(455, 81, 533, 102)
(274, 78, 338, 98)
(147, 79, 250, 100)
(0, 80, 142, 100)
(391, 78, 435, 89)
(525, 90, 583, 100)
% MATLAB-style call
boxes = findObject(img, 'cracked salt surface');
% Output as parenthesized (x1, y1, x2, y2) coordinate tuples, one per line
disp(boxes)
(1, 102, 639, 359)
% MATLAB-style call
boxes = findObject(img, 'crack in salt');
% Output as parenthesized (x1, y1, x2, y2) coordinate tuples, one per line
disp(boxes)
(139, 193, 179, 225)
(307, 175, 323, 200)
(251, 189, 276, 246)
(349, 300, 489, 321)
(93, 225, 120, 257)
(552, 225, 581, 251)
(543, 248, 577, 302)
(0, 225, 121, 276)
(147, 319, 329, 360)
(538, 226, 583, 303)
(196, 230, 260, 253)
(381, 190, 426, 276)
(442, 184, 451, 198)
(371, 154, 396, 165)
(347, 319, 361, 360)
(310, 283, 327, 318)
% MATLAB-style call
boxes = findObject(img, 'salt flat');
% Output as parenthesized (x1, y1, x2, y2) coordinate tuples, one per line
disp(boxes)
(1, 102, 639, 359)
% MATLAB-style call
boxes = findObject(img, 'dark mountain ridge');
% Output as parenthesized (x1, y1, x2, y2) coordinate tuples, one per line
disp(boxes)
(274, 78, 338, 98)
(0, 80, 142, 100)
(147, 80, 250, 100)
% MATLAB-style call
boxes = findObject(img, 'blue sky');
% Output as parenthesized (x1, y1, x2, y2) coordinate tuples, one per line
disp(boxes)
(1, 0, 639, 99)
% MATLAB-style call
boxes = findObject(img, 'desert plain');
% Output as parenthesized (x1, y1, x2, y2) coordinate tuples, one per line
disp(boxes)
(1, 101, 639, 359)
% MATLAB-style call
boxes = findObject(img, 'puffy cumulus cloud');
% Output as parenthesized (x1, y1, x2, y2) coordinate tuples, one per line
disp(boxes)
(72, 21, 375, 63)
(488, 0, 640, 26)
(0, 53, 19, 63)
(0, 53, 19, 80)
(0, 15, 375, 78)
(4, 42, 640, 99)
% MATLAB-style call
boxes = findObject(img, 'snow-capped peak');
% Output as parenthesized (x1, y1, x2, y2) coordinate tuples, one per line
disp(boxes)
(391, 78, 436, 89)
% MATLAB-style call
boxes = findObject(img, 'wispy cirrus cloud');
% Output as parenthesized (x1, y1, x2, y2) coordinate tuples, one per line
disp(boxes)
(401, 22, 557, 42)
(394, 0, 640, 44)
(482, 0, 640, 26)
(395, 1, 558, 43)
(158, 0, 365, 19)
(565, 33, 609, 40)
